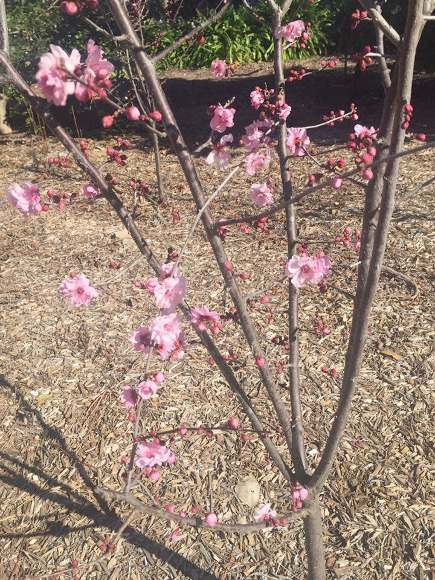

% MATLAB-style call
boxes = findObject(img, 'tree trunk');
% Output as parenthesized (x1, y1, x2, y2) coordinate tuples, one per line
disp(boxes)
(304, 498, 326, 580)
(0, 93, 12, 134)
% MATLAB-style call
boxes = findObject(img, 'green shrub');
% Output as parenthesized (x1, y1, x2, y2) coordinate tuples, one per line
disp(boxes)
(142, 4, 334, 70)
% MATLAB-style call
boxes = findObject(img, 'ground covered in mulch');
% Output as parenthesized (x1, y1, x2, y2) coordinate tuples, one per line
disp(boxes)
(0, 61, 434, 580)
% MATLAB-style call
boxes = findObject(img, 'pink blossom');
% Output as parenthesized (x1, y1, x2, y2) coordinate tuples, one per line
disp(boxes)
(204, 513, 218, 527)
(136, 442, 172, 468)
(286, 127, 310, 156)
(211, 59, 227, 78)
(284, 254, 331, 288)
(254, 503, 277, 522)
(125, 106, 141, 121)
(274, 20, 305, 43)
(6, 182, 42, 216)
(74, 40, 114, 102)
(154, 372, 165, 384)
(149, 469, 161, 482)
(250, 183, 274, 206)
(354, 124, 377, 141)
(278, 102, 292, 121)
(245, 152, 271, 175)
(131, 326, 153, 352)
(121, 385, 138, 409)
(153, 276, 187, 310)
(210, 106, 235, 133)
(36, 45, 81, 106)
(145, 277, 159, 295)
(166, 451, 176, 464)
(206, 134, 233, 171)
(101, 115, 114, 128)
(330, 176, 343, 189)
(171, 528, 181, 542)
(149, 313, 185, 360)
(190, 306, 221, 332)
(61, 1, 79, 15)
(82, 183, 99, 198)
(241, 125, 264, 151)
(59, 273, 99, 306)
(137, 379, 158, 400)
(250, 88, 264, 109)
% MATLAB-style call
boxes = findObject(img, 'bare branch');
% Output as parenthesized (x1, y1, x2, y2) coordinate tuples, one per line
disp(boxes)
(152, 0, 234, 64)
(0, 0, 9, 54)
(97, 487, 307, 533)
(396, 174, 435, 206)
(358, 0, 401, 46)
(80, 14, 128, 42)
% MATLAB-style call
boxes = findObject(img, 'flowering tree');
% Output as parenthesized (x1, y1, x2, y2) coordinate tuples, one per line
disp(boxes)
(1, 0, 434, 578)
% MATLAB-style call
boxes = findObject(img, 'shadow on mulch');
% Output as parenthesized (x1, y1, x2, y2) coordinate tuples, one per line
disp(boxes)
(14, 62, 435, 149)
(0, 374, 218, 580)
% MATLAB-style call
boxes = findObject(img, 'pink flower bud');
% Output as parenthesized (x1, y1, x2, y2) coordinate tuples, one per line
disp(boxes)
(361, 153, 372, 165)
(61, 2, 79, 15)
(179, 427, 188, 436)
(299, 487, 309, 500)
(404, 104, 413, 114)
(330, 176, 343, 189)
(148, 110, 162, 123)
(165, 504, 175, 513)
(154, 372, 165, 384)
(125, 106, 141, 121)
(362, 168, 374, 180)
(256, 357, 266, 368)
(102, 115, 114, 128)
(171, 529, 180, 542)
(149, 469, 161, 482)
(204, 513, 218, 527)
(228, 417, 240, 429)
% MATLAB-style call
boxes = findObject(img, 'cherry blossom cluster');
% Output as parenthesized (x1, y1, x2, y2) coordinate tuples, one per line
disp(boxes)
(351, 8, 369, 29)
(249, 86, 291, 122)
(132, 312, 185, 360)
(46, 188, 75, 210)
(335, 226, 361, 251)
(322, 364, 338, 379)
(285, 253, 331, 289)
(315, 318, 330, 336)
(348, 123, 378, 181)
(274, 20, 311, 50)
(47, 154, 73, 168)
(322, 103, 358, 127)
(352, 45, 373, 72)
(6, 182, 43, 216)
(36, 40, 113, 107)
(210, 59, 235, 79)
(102, 107, 162, 129)
(190, 306, 222, 334)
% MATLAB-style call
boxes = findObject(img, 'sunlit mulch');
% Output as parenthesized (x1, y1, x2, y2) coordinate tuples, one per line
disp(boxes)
(0, 82, 434, 580)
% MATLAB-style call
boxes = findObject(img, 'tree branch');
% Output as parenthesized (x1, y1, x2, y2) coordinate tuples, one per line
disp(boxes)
(152, 0, 234, 64)
(312, 0, 427, 492)
(97, 487, 307, 533)
(106, 0, 297, 477)
(358, 0, 401, 46)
